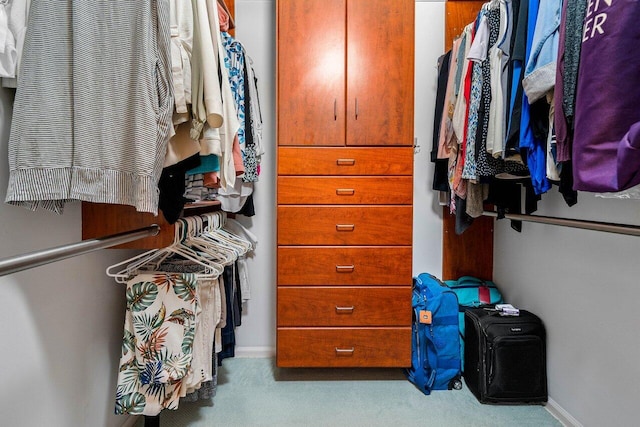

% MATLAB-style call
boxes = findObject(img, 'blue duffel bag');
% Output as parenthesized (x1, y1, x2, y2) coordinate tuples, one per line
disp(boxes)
(405, 273, 462, 394)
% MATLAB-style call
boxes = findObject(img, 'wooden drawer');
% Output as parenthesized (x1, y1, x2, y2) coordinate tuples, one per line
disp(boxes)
(277, 206, 412, 245)
(278, 246, 412, 286)
(277, 327, 412, 367)
(278, 147, 413, 176)
(278, 286, 411, 327)
(278, 176, 413, 205)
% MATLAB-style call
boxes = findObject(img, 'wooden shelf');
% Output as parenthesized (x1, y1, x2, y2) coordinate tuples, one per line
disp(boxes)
(81, 201, 222, 249)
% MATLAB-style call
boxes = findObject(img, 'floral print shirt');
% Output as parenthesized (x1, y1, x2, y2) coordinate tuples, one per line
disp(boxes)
(115, 273, 200, 416)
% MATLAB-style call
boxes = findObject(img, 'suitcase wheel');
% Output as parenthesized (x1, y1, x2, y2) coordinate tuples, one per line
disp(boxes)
(448, 378, 463, 390)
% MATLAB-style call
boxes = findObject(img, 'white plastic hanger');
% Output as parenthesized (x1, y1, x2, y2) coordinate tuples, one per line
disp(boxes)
(106, 219, 221, 283)
(182, 216, 233, 268)
(188, 215, 239, 265)
(201, 212, 252, 257)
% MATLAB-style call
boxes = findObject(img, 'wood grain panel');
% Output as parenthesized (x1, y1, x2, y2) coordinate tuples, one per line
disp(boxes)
(441, 0, 494, 282)
(442, 208, 494, 281)
(222, 0, 235, 36)
(82, 201, 222, 249)
(277, 246, 412, 286)
(277, 206, 413, 245)
(277, 0, 346, 146)
(277, 327, 412, 367)
(82, 203, 175, 249)
(278, 177, 413, 205)
(278, 147, 414, 176)
(277, 287, 411, 326)
(347, 0, 414, 146)
(445, 1, 484, 49)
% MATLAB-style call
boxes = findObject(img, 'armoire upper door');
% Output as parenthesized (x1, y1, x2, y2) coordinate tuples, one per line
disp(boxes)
(277, 0, 414, 147)
(346, 0, 414, 146)
(277, 0, 346, 146)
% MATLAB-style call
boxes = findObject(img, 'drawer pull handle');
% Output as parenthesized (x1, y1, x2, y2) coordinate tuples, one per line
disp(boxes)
(335, 306, 355, 314)
(336, 159, 356, 166)
(336, 224, 355, 232)
(335, 347, 355, 355)
(336, 188, 355, 196)
(336, 265, 355, 273)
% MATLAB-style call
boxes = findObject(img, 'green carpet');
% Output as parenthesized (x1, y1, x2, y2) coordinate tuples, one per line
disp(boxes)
(137, 357, 562, 427)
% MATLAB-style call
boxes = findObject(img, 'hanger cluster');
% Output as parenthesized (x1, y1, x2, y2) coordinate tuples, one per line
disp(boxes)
(106, 212, 253, 283)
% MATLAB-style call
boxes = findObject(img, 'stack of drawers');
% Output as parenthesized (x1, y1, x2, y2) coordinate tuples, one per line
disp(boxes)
(276, 146, 414, 367)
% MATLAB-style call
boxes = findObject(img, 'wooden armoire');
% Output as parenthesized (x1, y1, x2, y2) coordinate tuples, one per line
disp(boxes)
(275, 0, 415, 367)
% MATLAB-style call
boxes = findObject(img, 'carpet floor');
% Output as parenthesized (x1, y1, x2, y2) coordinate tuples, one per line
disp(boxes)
(135, 357, 562, 427)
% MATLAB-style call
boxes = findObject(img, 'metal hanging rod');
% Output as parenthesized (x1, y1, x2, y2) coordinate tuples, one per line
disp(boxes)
(0, 224, 161, 277)
(483, 211, 640, 237)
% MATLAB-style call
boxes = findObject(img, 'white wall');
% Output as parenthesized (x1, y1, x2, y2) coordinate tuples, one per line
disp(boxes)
(0, 94, 135, 425)
(494, 191, 640, 427)
(232, 0, 278, 355)
(412, 1, 446, 278)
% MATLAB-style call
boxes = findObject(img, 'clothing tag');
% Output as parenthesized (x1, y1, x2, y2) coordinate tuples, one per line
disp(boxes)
(419, 310, 432, 324)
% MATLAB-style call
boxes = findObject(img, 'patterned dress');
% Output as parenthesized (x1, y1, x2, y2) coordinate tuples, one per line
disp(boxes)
(115, 273, 200, 416)
(221, 31, 259, 183)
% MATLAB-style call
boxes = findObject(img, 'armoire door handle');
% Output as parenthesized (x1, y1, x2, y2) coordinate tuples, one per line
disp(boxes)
(355, 98, 359, 120)
(335, 265, 355, 273)
(334, 98, 337, 121)
(335, 347, 355, 355)
(336, 158, 355, 166)
(336, 188, 355, 196)
(336, 224, 355, 232)
(335, 306, 355, 314)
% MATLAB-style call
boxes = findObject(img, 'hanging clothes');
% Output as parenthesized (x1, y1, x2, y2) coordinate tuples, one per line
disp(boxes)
(5, 0, 173, 214)
(572, 0, 640, 194)
(111, 212, 255, 415)
(0, 0, 17, 79)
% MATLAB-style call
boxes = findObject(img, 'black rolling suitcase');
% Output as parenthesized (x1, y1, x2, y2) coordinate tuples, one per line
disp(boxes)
(464, 307, 547, 404)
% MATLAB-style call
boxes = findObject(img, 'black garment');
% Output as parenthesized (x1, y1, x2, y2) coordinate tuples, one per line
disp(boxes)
(504, 0, 521, 129)
(559, 160, 578, 207)
(158, 153, 201, 224)
(235, 193, 256, 216)
(234, 261, 243, 327)
(529, 97, 550, 144)
(219, 264, 243, 365)
(505, 0, 529, 155)
(562, 0, 588, 123)
(454, 195, 475, 235)
(218, 266, 236, 364)
(242, 60, 259, 183)
(486, 178, 540, 233)
(432, 51, 452, 192)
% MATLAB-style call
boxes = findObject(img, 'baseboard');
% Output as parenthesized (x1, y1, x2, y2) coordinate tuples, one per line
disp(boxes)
(546, 397, 584, 427)
(235, 346, 276, 358)
(120, 415, 139, 427)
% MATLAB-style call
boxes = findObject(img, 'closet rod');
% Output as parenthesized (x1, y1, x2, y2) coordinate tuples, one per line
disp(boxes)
(0, 224, 160, 277)
(483, 211, 640, 237)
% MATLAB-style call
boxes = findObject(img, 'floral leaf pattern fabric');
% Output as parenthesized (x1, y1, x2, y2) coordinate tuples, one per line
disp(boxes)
(126, 281, 158, 312)
(115, 273, 200, 416)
